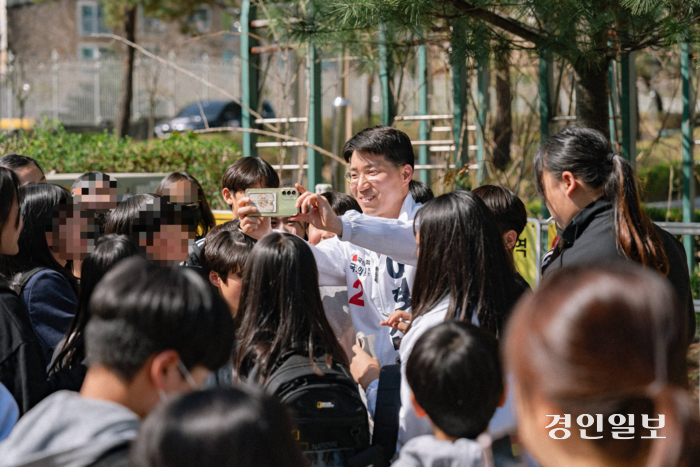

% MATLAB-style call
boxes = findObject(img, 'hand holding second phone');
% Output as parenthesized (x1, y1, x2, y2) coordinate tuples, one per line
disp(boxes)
(237, 195, 272, 240)
(290, 184, 343, 237)
(349, 344, 380, 390)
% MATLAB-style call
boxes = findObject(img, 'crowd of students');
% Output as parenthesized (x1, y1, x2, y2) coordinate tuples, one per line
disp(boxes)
(0, 124, 697, 467)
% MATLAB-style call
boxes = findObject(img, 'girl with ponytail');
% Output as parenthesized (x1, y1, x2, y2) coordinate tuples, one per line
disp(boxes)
(534, 127, 694, 345)
(506, 265, 700, 467)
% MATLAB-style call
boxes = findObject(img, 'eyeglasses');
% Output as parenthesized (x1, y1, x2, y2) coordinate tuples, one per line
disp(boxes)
(344, 169, 381, 186)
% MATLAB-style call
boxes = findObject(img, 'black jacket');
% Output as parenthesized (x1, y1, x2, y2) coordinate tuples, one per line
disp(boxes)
(0, 284, 49, 415)
(542, 198, 696, 345)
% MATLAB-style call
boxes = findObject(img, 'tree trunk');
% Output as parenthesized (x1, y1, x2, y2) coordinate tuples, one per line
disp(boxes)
(573, 59, 610, 139)
(366, 74, 374, 127)
(116, 6, 137, 138)
(491, 59, 512, 171)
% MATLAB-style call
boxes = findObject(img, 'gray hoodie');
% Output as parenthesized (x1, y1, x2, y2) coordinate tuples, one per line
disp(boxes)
(0, 391, 139, 467)
(392, 435, 483, 467)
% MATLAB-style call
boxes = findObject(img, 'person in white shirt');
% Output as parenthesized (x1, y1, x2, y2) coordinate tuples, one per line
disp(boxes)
(238, 126, 420, 372)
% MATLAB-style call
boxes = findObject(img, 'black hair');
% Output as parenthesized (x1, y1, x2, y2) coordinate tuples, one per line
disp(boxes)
(409, 180, 434, 204)
(234, 233, 347, 382)
(534, 127, 669, 275)
(342, 126, 415, 168)
(406, 320, 503, 439)
(129, 387, 307, 467)
(221, 158, 280, 193)
(320, 191, 362, 216)
(86, 257, 234, 381)
(0, 167, 22, 251)
(0, 184, 78, 295)
(0, 153, 44, 174)
(472, 185, 527, 237)
(104, 193, 160, 236)
(50, 234, 139, 373)
(156, 172, 216, 236)
(204, 229, 256, 281)
(411, 190, 519, 338)
(71, 171, 114, 191)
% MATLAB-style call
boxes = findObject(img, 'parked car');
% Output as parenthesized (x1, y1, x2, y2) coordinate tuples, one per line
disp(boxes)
(155, 100, 276, 138)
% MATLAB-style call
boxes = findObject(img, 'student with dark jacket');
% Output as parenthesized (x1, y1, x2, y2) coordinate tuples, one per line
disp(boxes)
(534, 127, 695, 345)
(0, 168, 48, 415)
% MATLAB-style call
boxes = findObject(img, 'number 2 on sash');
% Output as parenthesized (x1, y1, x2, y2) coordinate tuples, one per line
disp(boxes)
(349, 279, 365, 306)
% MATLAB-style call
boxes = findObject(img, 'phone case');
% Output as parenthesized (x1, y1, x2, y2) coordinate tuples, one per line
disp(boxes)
(246, 188, 300, 217)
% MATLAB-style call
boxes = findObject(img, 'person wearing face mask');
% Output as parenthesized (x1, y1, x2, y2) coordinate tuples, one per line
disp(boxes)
(155, 172, 216, 240)
(0, 258, 234, 467)
(0, 168, 48, 416)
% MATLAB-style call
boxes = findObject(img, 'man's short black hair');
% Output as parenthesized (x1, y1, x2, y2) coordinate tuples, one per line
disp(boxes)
(204, 228, 256, 281)
(0, 154, 44, 174)
(72, 171, 115, 191)
(320, 191, 361, 216)
(409, 180, 434, 204)
(472, 185, 527, 236)
(86, 257, 234, 382)
(341, 126, 415, 168)
(221, 157, 280, 193)
(406, 320, 503, 439)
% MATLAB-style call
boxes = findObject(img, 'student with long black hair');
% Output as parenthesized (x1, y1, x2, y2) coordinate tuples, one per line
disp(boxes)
(534, 127, 694, 345)
(233, 232, 348, 380)
(0, 184, 79, 363)
(156, 172, 216, 237)
(48, 234, 139, 389)
(104, 193, 160, 236)
(0, 168, 48, 414)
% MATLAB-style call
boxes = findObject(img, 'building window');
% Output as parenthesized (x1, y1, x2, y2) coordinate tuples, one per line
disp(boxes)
(77, 1, 110, 36)
(191, 6, 212, 33)
(78, 43, 116, 60)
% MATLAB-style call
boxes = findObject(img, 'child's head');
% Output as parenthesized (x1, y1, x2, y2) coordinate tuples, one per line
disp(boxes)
(307, 192, 361, 246)
(205, 228, 256, 316)
(472, 185, 527, 254)
(71, 171, 118, 212)
(409, 180, 434, 204)
(221, 158, 280, 216)
(0, 153, 46, 186)
(129, 387, 306, 467)
(406, 320, 503, 440)
(156, 172, 216, 236)
(271, 216, 307, 240)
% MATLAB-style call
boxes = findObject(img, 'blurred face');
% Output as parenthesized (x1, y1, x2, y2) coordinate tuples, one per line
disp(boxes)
(165, 180, 199, 205)
(13, 164, 46, 186)
(141, 224, 194, 266)
(271, 216, 307, 238)
(348, 151, 411, 219)
(219, 271, 242, 316)
(308, 224, 335, 246)
(0, 196, 23, 256)
(73, 180, 118, 211)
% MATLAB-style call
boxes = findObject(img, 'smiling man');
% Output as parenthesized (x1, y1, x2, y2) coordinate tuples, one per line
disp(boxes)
(239, 126, 419, 368)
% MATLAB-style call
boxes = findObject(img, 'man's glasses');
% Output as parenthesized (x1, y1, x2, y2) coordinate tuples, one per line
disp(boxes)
(344, 169, 381, 186)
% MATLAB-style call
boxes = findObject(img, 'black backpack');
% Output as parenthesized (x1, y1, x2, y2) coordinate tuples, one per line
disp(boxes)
(251, 350, 371, 466)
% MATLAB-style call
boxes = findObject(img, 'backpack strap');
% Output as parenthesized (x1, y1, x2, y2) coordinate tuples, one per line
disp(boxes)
(371, 364, 402, 465)
(12, 266, 46, 295)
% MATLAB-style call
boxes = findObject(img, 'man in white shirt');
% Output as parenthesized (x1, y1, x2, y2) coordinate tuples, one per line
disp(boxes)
(239, 126, 420, 374)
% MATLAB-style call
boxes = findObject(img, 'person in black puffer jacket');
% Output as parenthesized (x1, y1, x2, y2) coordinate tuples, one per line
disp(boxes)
(534, 127, 695, 346)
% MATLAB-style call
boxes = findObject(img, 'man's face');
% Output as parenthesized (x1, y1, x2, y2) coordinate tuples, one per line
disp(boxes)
(13, 164, 46, 186)
(348, 151, 411, 219)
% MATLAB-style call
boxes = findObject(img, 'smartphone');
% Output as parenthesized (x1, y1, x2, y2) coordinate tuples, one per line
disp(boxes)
(245, 187, 300, 217)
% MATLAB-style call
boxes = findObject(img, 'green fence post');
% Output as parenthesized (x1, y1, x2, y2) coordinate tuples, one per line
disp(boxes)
(620, 51, 637, 169)
(240, 0, 258, 157)
(609, 58, 618, 147)
(451, 44, 467, 173)
(307, 43, 323, 190)
(418, 43, 429, 183)
(682, 42, 695, 272)
(476, 62, 489, 185)
(378, 22, 395, 126)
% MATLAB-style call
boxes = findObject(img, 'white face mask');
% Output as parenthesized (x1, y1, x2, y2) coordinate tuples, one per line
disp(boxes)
(158, 359, 201, 402)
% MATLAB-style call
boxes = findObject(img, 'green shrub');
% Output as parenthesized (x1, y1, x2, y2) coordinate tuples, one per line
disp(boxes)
(0, 121, 241, 210)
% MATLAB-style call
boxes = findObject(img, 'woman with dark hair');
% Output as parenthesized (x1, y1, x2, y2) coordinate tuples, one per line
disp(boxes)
(129, 387, 307, 467)
(534, 126, 694, 344)
(103, 193, 159, 236)
(233, 232, 348, 381)
(506, 265, 700, 467)
(0, 167, 48, 414)
(156, 172, 216, 237)
(48, 234, 139, 389)
(0, 184, 79, 362)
